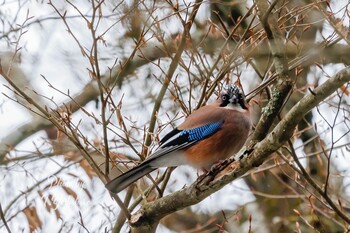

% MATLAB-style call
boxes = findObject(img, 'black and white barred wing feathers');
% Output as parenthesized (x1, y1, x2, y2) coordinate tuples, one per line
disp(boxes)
(105, 122, 222, 193)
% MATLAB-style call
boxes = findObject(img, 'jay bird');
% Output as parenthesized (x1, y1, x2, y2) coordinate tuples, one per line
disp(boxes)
(106, 85, 251, 193)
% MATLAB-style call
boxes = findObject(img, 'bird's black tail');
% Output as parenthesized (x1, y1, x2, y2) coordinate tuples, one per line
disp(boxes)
(105, 163, 156, 193)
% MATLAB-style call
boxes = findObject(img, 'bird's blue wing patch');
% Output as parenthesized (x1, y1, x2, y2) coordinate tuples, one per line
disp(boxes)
(146, 122, 222, 162)
(180, 122, 222, 141)
(158, 122, 222, 149)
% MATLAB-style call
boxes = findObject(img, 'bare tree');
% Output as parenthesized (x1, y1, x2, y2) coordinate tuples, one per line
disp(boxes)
(1, 0, 350, 232)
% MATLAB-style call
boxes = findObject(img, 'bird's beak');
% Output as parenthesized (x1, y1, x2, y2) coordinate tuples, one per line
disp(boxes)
(229, 96, 237, 104)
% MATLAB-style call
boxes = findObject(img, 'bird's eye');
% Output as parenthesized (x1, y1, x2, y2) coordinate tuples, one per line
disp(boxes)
(222, 94, 228, 101)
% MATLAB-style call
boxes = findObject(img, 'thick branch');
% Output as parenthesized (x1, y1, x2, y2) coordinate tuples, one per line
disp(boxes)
(129, 67, 350, 228)
(252, 0, 296, 142)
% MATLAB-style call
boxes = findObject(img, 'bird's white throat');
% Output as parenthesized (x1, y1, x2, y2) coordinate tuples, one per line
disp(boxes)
(224, 103, 247, 112)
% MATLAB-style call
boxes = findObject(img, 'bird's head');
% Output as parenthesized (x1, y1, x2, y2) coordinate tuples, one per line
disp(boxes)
(219, 85, 248, 110)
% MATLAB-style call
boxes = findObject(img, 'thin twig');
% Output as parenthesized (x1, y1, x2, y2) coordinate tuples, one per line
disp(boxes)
(0, 202, 11, 233)
(0, 63, 106, 183)
(143, 0, 203, 157)
(286, 139, 350, 224)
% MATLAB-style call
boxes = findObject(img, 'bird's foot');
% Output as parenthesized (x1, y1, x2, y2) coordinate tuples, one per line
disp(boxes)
(209, 158, 231, 175)
(195, 159, 230, 187)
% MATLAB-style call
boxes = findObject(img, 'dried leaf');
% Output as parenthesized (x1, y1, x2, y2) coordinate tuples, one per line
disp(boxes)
(80, 159, 96, 179)
(334, 19, 349, 39)
(52, 130, 79, 157)
(63, 151, 82, 161)
(110, 151, 128, 161)
(87, 68, 96, 80)
(49, 195, 61, 220)
(23, 206, 42, 233)
(38, 190, 51, 213)
(40, 193, 60, 217)
(340, 84, 349, 96)
(62, 186, 78, 202)
(45, 127, 58, 140)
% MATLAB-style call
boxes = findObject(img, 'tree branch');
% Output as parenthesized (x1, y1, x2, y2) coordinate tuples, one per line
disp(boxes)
(252, 0, 296, 142)
(128, 66, 350, 229)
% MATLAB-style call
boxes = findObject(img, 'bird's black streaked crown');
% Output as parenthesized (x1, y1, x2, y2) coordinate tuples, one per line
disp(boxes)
(221, 85, 247, 109)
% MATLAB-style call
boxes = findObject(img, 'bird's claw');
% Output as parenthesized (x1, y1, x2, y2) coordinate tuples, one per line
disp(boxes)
(209, 158, 232, 175)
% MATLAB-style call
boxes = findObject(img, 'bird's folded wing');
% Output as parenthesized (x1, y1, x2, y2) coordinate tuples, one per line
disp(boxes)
(145, 122, 222, 165)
